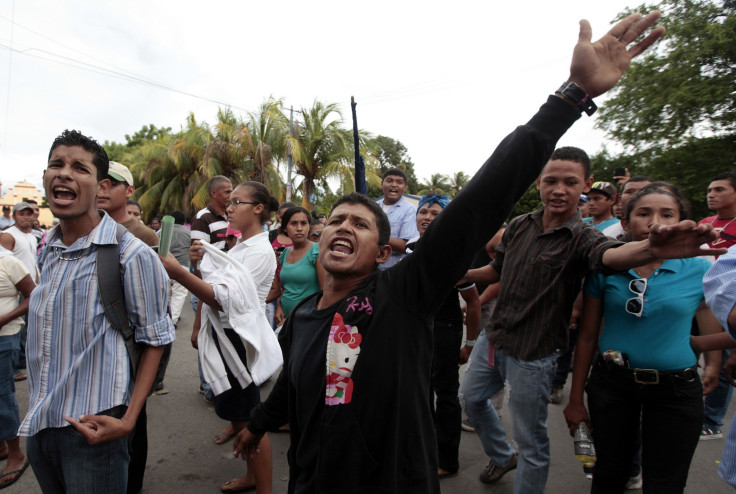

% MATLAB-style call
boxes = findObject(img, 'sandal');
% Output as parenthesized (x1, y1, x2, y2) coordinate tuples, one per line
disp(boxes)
(214, 429, 234, 445)
(0, 459, 29, 490)
(13, 373, 27, 382)
(220, 477, 255, 492)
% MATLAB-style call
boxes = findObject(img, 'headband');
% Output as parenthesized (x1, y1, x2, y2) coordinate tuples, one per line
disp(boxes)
(417, 193, 450, 212)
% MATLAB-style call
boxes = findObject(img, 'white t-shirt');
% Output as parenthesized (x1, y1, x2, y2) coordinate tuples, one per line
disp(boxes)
(4, 225, 38, 278)
(0, 253, 30, 336)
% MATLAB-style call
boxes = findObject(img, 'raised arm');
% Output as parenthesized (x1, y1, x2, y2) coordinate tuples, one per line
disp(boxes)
(398, 11, 666, 312)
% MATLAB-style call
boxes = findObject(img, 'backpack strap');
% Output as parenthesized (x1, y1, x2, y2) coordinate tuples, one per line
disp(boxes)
(97, 224, 142, 377)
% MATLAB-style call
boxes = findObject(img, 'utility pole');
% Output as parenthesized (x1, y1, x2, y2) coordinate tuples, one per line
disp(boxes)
(286, 105, 294, 202)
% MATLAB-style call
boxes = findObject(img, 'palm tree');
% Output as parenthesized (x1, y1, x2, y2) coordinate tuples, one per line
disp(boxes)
(130, 113, 212, 219)
(417, 173, 451, 196)
(247, 97, 289, 198)
(448, 171, 470, 198)
(288, 101, 354, 210)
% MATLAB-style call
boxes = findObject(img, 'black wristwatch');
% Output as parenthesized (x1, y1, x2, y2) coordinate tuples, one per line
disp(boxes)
(556, 82, 597, 116)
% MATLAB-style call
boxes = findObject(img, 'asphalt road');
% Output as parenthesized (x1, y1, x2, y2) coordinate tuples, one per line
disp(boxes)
(7, 301, 735, 493)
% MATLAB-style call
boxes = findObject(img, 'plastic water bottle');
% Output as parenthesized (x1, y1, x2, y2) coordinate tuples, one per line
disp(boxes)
(574, 423, 596, 479)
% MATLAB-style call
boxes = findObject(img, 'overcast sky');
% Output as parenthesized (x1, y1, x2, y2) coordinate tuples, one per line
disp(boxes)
(0, 0, 644, 197)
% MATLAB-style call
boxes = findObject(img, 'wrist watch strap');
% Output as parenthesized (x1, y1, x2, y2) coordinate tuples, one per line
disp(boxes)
(556, 82, 597, 116)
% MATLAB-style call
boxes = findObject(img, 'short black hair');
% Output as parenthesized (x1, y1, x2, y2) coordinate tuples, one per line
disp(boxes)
(382, 168, 408, 183)
(330, 192, 390, 246)
(170, 210, 185, 225)
(208, 176, 232, 194)
(48, 130, 109, 180)
(711, 171, 736, 191)
(548, 146, 591, 178)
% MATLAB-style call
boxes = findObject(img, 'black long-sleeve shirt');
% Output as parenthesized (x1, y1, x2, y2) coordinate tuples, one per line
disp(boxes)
(249, 95, 581, 493)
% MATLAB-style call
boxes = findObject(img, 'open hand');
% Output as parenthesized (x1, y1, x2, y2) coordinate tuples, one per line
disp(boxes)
(569, 11, 665, 98)
(648, 221, 726, 259)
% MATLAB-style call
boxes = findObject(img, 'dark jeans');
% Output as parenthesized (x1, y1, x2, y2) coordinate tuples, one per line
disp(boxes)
(552, 328, 578, 388)
(430, 320, 463, 473)
(586, 364, 703, 494)
(127, 404, 148, 494)
(12, 323, 27, 373)
(0, 333, 20, 441)
(27, 406, 130, 494)
(704, 349, 733, 429)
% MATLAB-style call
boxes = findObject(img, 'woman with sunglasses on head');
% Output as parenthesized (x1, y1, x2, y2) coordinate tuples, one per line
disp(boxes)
(160, 181, 280, 494)
(273, 207, 325, 327)
(564, 185, 722, 494)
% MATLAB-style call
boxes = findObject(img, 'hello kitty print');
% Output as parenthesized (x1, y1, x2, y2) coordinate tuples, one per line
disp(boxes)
(325, 313, 362, 405)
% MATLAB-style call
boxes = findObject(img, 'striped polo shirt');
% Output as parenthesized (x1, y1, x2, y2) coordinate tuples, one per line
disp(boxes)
(191, 204, 228, 250)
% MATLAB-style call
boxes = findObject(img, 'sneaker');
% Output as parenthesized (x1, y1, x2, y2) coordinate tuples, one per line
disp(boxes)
(550, 386, 563, 404)
(625, 472, 642, 489)
(461, 419, 476, 432)
(700, 425, 723, 440)
(479, 453, 517, 484)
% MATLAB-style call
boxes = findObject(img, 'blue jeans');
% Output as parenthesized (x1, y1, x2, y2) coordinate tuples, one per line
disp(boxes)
(704, 349, 733, 429)
(198, 352, 214, 401)
(460, 335, 557, 493)
(0, 333, 20, 441)
(27, 406, 130, 494)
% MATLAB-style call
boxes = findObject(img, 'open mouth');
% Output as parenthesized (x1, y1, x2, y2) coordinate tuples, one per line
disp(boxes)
(52, 186, 77, 205)
(330, 239, 354, 256)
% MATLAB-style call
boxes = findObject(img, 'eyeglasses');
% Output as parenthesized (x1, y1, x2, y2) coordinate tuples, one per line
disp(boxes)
(310, 231, 322, 238)
(626, 278, 647, 317)
(225, 199, 259, 208)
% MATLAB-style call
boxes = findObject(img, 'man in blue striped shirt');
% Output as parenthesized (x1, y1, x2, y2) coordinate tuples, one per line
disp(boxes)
(19, 130, 175, 494)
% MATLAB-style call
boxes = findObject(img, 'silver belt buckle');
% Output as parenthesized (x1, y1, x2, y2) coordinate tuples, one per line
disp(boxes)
(633, 368, 659, 385)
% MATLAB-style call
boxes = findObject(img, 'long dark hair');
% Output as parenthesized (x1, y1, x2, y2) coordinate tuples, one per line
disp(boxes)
(281, 207, 311, 231)
(624, 182, 689, 222)
(237, 182, 279, 225)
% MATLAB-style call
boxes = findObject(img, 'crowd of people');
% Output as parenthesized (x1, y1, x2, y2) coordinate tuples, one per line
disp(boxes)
(2, 9, 736, 494)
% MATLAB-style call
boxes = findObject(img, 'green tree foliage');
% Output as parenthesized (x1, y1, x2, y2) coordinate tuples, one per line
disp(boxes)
(102, 100, 417, 217)
(417, 173, 451, 196)
(597, 0, 735, 150)
(508, 184, 543, 220)
(287, 101, 354, 210)
(365, 136, 420, 195)
(448, 171, 470, 198)
(589, 0, 736, 221)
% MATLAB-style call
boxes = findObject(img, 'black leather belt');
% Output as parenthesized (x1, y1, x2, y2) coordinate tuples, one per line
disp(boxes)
(598, 360, 698, 385)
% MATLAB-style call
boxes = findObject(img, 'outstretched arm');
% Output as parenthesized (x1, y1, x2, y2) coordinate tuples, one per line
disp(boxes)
(401, 10, 666, 312)
(601, 222, 723, 271)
